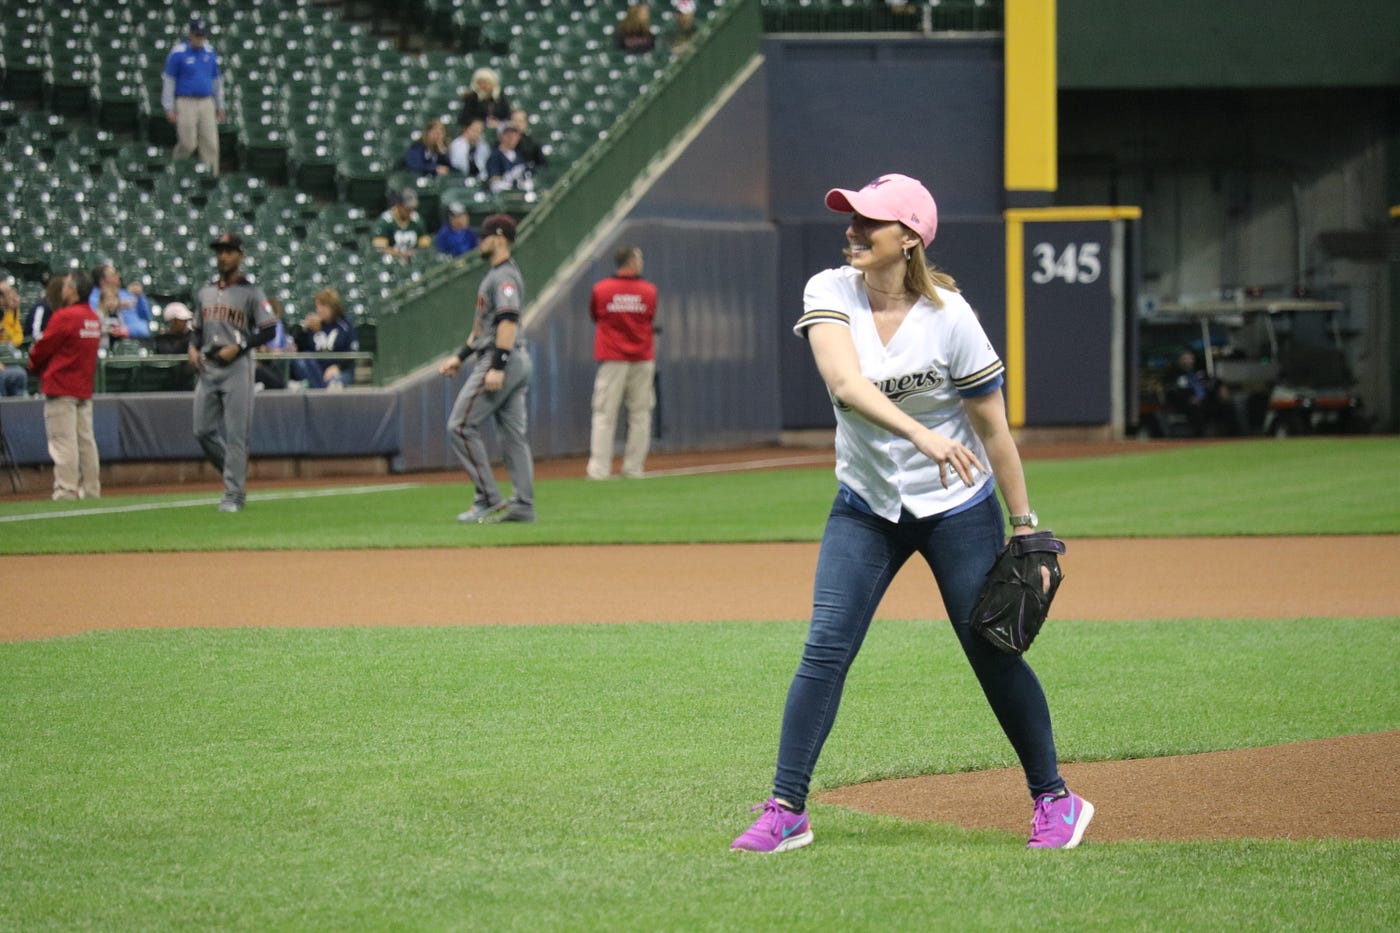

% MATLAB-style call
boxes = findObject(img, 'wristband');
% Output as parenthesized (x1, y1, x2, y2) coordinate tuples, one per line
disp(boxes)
(490, 347, 511, 370)
(456, 345, 471, 363)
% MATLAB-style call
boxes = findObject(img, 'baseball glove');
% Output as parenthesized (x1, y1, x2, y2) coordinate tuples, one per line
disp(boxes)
(969, 531, 1066, 655)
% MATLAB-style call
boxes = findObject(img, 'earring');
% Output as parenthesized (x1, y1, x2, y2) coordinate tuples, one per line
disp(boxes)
(903, 246, 912, 261)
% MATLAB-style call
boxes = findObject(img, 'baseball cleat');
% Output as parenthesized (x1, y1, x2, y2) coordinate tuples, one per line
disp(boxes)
(1026, 789, 1094, 849)
(457, 501, 508, 523)
(217, 501, 242, 513)
(730, 798, 813, 853)
(501, 501, 536, 523)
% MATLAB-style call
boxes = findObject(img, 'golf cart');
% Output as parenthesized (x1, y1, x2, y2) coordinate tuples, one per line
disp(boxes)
(1145, 297, 1366, 437)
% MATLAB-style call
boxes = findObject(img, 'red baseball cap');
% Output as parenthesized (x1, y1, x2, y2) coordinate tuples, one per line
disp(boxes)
(824, 173, 939, 247)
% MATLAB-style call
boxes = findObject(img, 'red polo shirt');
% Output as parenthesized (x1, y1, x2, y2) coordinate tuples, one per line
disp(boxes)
(589, 272, 657, 362)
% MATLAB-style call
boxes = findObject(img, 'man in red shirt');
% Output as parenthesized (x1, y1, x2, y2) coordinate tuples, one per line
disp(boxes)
(587, 246, 658, 479)
(27, 272, 103, 500)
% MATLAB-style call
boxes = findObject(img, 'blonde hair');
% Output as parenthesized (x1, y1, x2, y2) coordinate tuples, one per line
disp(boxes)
(903, 239, 958, 308)
(470, 67, 499, 98)
(621, 4, 651, 33)
(314, 288, 344, 320)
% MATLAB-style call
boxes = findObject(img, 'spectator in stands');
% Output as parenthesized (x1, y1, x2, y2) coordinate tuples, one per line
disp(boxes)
(448, 118, 491, 180)
(457, 67, 512, 130)
(667, 0, 698, 50)
(291, 288, 357, 390)
(372, 189, 431, 261)
(252, 297, 292, 391)
(509, 109, 548, 173)
(153, 302, 194, 354)
(151, 302, 198, 390)
(88, 263, 152, 339)
(402, 118, 451, 177)
(616, 3, 657, 54)
(435, 203, 480, 258)
(487, 124, 532, 194)
(24, 282, 52, 343)
(162, 15, 225, 176)
(0, 282, 29, 396)
(90, 275, 128, 348)
(27, 271, 102, 500)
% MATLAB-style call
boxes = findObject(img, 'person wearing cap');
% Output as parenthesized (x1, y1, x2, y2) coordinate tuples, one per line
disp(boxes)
(189, 233, 279, 512)
(437, 213, 535, 524)
(731, 174, 1094, 854)
(372, 190, 430, 261)
(161, 15, 225, 176)
(27, 271, 102, 500)
(434, 203, 479, 258)
(152, 302, 195, 356)
(485, 124, 532, 195)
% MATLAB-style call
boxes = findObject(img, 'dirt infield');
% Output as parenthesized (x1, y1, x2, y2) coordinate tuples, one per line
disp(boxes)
(3, 442, 1396, 842)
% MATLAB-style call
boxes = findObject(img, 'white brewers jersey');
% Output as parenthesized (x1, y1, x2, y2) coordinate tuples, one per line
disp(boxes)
(794, 265, 1005, 521)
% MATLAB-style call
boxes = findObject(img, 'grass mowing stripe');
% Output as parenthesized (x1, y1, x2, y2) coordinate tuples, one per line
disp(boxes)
(641, 453, 834, 477)
(0, 483, 422, 523)
(1, 618, 1395, 930)
(0, 437, 1394, 553)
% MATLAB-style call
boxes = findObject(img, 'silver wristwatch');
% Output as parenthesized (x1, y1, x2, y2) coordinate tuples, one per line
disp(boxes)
(1008, 510, 1038, 530)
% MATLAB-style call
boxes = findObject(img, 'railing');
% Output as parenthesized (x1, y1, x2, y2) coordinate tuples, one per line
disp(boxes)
(94, 352, 377, 393)
(761, 0, 1004, 34)
(371, 0, 764, 383)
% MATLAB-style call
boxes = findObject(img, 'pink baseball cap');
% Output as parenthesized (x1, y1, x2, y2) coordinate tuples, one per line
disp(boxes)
(824, 173, 939, 247)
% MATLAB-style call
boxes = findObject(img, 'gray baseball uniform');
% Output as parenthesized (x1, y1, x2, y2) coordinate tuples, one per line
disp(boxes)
(447, 258, 535, 511)
(191, 273, 276, 508)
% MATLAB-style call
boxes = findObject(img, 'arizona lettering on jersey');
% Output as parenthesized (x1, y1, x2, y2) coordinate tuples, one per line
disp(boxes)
(193, 276, 275, 356)
(796, 265, 1005, 521)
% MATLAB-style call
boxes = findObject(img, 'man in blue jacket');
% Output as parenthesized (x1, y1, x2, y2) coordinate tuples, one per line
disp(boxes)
(162, 16, 225, 175)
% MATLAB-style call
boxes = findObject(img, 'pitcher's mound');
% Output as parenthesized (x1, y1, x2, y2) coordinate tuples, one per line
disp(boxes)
(817, 732, 1399, 841)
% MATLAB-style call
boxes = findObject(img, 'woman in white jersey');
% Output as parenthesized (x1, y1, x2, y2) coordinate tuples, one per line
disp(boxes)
(731, 174, 1093, 853)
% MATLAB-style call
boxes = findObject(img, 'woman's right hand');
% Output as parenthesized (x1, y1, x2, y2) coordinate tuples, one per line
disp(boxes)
(910, 427, 984, 488)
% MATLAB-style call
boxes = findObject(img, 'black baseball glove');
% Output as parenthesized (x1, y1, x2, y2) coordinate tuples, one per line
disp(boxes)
(969, 531, 1066, 655)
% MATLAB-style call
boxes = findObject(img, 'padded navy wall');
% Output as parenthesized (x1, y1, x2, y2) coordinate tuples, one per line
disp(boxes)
(763, 36, 1008, 428)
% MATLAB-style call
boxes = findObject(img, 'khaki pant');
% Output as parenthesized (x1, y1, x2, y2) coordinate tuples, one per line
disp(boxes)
(587, 360, 655, 479)
(173, 96, 220, 175)
(44, 396, 100, 501)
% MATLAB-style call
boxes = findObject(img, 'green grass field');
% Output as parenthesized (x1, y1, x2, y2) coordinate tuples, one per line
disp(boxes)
(2, 438, 1397, 930)
(1, 437, 1398, 554)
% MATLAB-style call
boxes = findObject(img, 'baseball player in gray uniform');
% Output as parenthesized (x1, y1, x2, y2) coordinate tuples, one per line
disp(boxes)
(438, 213, 535, 523)
(189, 233, 278, 512)
(439, 214, 537, 526)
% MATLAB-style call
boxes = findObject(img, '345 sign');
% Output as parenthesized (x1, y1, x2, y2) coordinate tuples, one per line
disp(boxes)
(1029, 241, 1101, 285)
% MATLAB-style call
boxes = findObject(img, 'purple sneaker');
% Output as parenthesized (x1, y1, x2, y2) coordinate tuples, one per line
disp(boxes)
(730, 798, 813, 853)
(1027, 789, 1095, 849)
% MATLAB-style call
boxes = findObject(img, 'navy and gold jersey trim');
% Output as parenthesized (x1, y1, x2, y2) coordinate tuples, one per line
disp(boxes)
(794, 309, 850, 334)
(953, 360, 1005, 396)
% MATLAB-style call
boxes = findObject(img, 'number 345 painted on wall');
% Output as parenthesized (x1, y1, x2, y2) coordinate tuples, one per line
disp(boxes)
(1030, 241, 1101, 284)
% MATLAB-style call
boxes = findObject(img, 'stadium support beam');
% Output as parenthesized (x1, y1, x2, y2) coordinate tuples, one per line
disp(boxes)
(1004, 0, 1057, 202)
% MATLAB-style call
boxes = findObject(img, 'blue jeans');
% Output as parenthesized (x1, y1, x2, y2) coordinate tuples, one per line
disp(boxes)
(772, 491, 1065, 809)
